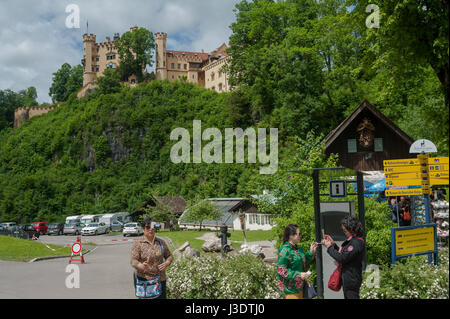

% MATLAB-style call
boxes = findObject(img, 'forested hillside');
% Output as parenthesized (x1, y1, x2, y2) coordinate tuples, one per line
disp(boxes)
(0, 0, 447, 223)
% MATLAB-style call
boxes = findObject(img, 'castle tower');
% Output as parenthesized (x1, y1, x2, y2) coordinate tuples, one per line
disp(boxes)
(82, 34, 97, 85)
(155, 32, 167, 80)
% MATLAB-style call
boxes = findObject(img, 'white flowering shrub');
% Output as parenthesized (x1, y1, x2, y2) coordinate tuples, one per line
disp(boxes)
(167, 253, 283, 299)
(361, 248, 449, 299)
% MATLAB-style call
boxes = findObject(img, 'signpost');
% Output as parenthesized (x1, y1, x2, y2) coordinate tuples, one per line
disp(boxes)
(384, 140, 448, 265)
(391, 224, 438, 265)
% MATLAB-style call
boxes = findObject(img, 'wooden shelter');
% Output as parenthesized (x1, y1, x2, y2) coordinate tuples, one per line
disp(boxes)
(325, 100, 414, 171)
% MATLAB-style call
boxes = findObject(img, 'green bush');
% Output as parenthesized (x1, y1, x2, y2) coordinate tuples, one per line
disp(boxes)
(167, 253, 282, 299)
(364, 198, 396, 268)
(361, 248, 449, 299)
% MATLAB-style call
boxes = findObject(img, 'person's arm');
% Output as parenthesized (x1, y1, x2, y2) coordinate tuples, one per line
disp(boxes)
(326, 240, 363, 265)
(130, 242, 145, 271)
(158, 239, 173, 271)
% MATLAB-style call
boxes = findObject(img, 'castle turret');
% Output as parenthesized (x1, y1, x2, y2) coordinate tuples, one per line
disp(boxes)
(82, 34, 97, 85)
(155, 32, 167, 80)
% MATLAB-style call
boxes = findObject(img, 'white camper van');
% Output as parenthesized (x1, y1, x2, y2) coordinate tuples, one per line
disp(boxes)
(99, 212, 130, 231)
(65, 215, 83, 225)
(80, 214, 103, 226)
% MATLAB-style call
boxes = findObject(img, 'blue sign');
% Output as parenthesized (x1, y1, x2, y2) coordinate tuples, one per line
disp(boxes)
(329, 180, 346, 198)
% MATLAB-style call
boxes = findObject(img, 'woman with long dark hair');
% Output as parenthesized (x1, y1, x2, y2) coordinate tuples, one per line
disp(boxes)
(322, 216, 366, 299)
(276, 224, 318, 299)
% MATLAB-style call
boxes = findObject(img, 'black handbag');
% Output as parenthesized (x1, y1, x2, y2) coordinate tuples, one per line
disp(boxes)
(303, 279, 317, 299)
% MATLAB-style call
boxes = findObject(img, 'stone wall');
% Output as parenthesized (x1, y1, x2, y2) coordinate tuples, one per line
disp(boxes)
(14, 106, 55, 129)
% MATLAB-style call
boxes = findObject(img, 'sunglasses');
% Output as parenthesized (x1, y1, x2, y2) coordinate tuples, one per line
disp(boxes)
(143, 225, 154, 230)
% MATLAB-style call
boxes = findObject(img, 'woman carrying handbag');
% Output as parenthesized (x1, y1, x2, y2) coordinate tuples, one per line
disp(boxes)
(276, 224, 318, 299)
(131, 218, 173, 299)
(322, 216, 365, 299)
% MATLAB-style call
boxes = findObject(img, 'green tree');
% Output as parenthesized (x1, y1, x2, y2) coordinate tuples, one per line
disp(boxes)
(115, 27, 155, 83)
(0, 87, 39, 131)
(48, 63, 83, 103)
(183, 199, 223, 231)
(140, 201, 173, 225)
(97, 68, 122, 94)
(350, 0, 449, 107)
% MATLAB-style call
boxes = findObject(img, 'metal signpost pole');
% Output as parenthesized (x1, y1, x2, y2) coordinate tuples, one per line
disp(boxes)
(356, 171, 367, 270)
(312, 169, 324, 299)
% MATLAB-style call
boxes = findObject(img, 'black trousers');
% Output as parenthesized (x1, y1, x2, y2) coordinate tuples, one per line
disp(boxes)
(343, 287, 360, 299)
(134, 274, 167, 299)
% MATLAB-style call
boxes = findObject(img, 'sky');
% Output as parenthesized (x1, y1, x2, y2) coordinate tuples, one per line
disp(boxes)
(0, 0, 241, 103)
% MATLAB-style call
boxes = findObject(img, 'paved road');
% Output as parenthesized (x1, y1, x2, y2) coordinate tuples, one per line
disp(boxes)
(0, 242, 136, 299)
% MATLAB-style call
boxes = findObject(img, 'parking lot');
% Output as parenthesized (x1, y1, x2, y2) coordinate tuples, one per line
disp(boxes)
(0, 233, 167, 299)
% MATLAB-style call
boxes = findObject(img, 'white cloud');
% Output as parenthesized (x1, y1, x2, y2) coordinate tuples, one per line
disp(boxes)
(0, 0, 240, 103)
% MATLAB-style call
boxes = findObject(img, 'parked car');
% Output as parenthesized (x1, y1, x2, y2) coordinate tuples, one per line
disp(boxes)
(123, 223, 143, 237)
(47, 223, 65, 236)
(32, 222, 49, 235)
(15, 224, 40, 239)
(0, 222, 17, 231)
(110, 221, 124, 232)
(63, 223, 83, 235)
(81, 222, 109, 236)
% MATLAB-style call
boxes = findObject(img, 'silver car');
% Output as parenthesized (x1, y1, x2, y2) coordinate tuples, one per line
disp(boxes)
(123, 223, 143, 237)
(63, 223, 84, 235)
(81, 222, 109, 236)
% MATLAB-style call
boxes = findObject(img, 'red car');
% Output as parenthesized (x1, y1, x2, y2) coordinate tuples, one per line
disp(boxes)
(32, 222, 49, 235)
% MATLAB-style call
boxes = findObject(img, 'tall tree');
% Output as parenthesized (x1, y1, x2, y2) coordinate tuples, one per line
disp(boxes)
(49, 63, 83, 103)
(115, 27, 155, 83)
(0, 87, 39, 130)
(350, 0, 449, 107)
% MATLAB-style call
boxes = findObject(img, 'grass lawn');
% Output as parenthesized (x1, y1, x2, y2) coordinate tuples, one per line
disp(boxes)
(157, 229, 276, 253)
(0, 235, 87, 262)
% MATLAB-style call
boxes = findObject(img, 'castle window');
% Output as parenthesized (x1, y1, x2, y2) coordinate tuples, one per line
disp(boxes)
(91, 66, 95, 72)
(184, 64, 187, 70)
(163, 61, 165, 67)
(218, 83, 223, 91)
(106, 53, 116, 60)
(106, 62, 116, 69)
(96, 56, 99, 62)
(95, 65, 99, 72)
(177, 64, 181, 69)
(171, 63, 175, 69)
(218, 70, 222, 78)
(211, 72, 215, 81)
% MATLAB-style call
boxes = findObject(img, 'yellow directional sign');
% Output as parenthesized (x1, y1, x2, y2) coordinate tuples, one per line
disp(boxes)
(427, 164, 449, 173)
(385, 188, 432, 196)
(427, 157, 449, 165)
(385, 179, 424, 187)
(383, 157, 449, 166)
(395, 226, 436, 256)
(385, 172, 421, 179)
(384, 166, 423, 174)
(430, 178, 450, 186)
(385, 178, 448, 187)
(430, 172, 449, 179)
(383, 159, 419, 166)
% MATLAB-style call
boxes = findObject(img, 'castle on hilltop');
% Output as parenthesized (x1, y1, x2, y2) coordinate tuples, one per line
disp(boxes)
(14, 27, 231, 129)
(77, 27, 230, 98)
(154, 32, 230, 92)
